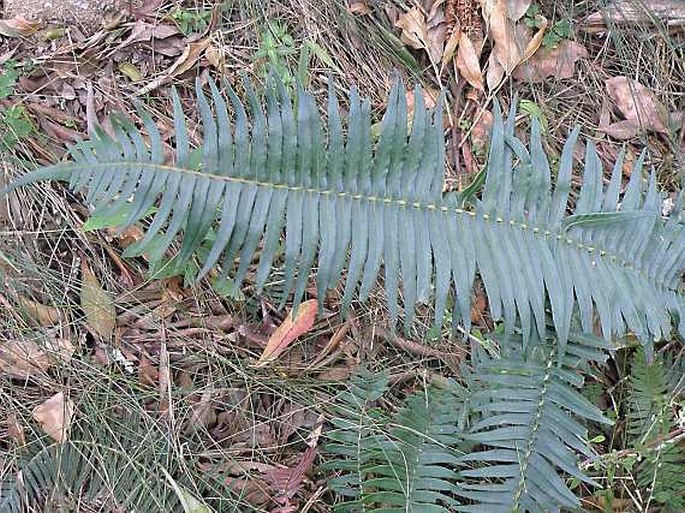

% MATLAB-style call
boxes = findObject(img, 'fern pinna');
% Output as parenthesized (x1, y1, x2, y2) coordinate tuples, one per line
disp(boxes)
(1, 76, 683, 357)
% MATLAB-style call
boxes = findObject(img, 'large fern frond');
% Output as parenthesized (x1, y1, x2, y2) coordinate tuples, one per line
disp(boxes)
(456, 330, 613, 512)
(2, 76, 684, 352)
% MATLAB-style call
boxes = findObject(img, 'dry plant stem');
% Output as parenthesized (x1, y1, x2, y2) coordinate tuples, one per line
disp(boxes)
(373, 327, 463, 375)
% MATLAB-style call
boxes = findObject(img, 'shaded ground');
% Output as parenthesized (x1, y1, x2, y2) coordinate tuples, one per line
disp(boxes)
(0, 1, 683, 511)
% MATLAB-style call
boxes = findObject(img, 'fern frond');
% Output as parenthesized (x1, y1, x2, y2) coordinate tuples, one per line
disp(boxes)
(2, 76, 684, 353)
(456, 331, 612, 512)
(0, 439, 179, 512)
(325, 371, 466, 512)
(627, 350, 671, 442)
(627, 350, 685, 511)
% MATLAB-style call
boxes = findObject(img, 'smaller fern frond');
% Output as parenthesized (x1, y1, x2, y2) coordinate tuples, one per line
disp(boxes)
(627, 350, 671, 442)
(627, 350, 685, 511)
(456, 331, 612, 513)
(324, 371, 467, 512)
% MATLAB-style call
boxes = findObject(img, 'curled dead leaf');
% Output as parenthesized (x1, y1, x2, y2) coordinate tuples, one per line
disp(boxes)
(32, 392, 74, 443)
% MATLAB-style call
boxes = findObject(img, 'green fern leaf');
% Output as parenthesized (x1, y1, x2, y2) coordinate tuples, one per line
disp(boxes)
(2, 77, 684, 353)
(325, 370, 466, 512)
(456, 331, 613, 512)
(627, 350, 685, 511)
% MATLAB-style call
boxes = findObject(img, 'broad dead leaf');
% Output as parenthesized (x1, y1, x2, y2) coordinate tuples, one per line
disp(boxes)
(80, 260, 116, 341)
(138, 38, 210, 95)
(605, 76, 669, 133)
(254, 300, 318, 368)
(506, 0, 532, 21)
(17, 296, 60, 327)
(348, 0, 371, 15)
(486, 52, 505, 91)
(513, 40, 588, 82)
(488, 0, 521, 72)
(456, 32, 484, 91)
(32, 392, 74, 443)
(395, 5, 446, 67)
(0, 339, 48, 378)
(599, 120, 643, 140)
(0, 16, 40, 37)
(7, 413, 26, 445)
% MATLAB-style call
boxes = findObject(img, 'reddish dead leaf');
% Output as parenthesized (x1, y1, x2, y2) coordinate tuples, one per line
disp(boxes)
(80, 260, 116, 341)
(513, 40, 588, 82)
(605, 76, 669, 133)
(456, 31, 484, 91)
(32, 392, 74, 443)
(0, 16, 40, 38)
(254, 300, 318, 368)
(263, 446, 317, 503)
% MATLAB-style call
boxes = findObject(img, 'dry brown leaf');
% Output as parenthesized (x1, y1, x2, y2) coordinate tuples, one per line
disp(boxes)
(80, 260, 116, 341)
(599, 120, 642, 140)
(519, 19, 547, 63)
(440, 27, 461, 71)
(0, 16, 41, 38)
(32, 392, 74, 443)
(513, 40, 588, 82)
(486, 52, 505, 91)
(605, 76, 669, 133)
(0, 339, 49, 378)
(254, 300, 318, 368)
(506, 0, 532, 21)
(17, 296, 61, 327)
(488, 0, 521, 72)
(348, 0, 371, 15)
(138, 38, 210, 95)
(7, 414, 26, 445)
(456, 32, 484, 91)
(395, 5, 446, 67)
(205, 43, 224, 69)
